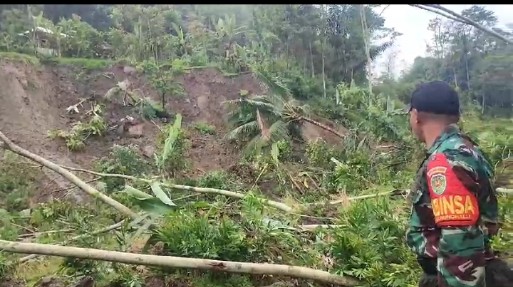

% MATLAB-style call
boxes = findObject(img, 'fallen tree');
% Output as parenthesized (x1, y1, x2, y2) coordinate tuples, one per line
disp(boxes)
(0, 131, 139, 220)
(2, 130, 509, 217)
(0, 130, 294, 213)
(18, 214, 149, 263)
(0, 240, 360, 286)
(60, 165, 295, 213)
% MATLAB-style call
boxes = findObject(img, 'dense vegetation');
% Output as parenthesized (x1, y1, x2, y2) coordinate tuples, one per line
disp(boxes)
(0, 4, 511, 287)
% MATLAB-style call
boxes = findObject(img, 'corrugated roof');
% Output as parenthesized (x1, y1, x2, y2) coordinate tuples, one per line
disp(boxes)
(18, 26, 68, 38)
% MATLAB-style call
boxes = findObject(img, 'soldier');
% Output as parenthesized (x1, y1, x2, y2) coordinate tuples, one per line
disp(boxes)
(405, 80, 513, 287)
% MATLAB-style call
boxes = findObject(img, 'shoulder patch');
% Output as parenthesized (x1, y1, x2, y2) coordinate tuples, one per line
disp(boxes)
(426, 153, 480, 227)
(430, 173, 447, 195)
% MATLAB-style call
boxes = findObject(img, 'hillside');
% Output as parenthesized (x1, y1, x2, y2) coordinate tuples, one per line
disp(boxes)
(0, 56, 344, 203)
(0, 4, 512, 287)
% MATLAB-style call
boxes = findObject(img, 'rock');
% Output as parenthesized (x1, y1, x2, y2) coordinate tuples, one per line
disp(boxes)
(74, 276, 94, 287)
(123, 65, 137, 75)
(19, 78, 28, 88)
(142, 145, 155, 158)
(127, 123, 144, 138)
(38, 277, 65, 287)
(144, 277, 165, 287)
(116, 124, 125, 135)
(40, 277, 53, 285)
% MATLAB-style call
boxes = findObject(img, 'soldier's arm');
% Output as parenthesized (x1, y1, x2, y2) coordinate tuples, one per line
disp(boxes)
(425, 151, 486, 287)
(448, 146, 500, 257)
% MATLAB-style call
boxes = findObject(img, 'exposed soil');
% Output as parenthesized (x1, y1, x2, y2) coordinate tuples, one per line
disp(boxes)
(0, 59, 343, 203)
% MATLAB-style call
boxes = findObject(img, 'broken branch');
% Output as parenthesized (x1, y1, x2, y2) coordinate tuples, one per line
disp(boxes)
(411, 4, 513, 45)
(305, 190, 399, 208)
(59, 166, 294, 213)
(497, 188, 513, 195)
(19, 214, 148, 263)
(410, 5, 462, 23)
(0, 131, 139, 220)
(1, 240, 360, 286)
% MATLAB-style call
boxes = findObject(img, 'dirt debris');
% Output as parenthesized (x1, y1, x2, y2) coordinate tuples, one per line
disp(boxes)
(0, 60, 341, 204)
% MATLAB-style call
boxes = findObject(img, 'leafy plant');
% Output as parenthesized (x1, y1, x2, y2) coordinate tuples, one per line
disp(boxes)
(48, 105, 107, 151)
(0, 152, 41, 211)
(194, 122, 216, 135)
(329, 199, 419, 286)
(95, 144, 151, 192)
(155, 114, 189, 176)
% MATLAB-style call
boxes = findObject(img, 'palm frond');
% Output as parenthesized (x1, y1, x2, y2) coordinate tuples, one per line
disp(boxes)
(267, 120, 290, 142)
(242, 120, 290, 156)
(252, 69, 292, 98)
(225, 121, 259, 141)
(244, 134, 267, 156)
(240, 99, 283, 118)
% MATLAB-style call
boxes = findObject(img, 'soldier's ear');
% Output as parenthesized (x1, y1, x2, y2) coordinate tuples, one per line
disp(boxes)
(410, 108, 420, 123)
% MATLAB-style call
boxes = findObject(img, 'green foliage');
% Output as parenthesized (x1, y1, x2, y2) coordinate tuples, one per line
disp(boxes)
(48, 105, 107, 151)
(197, 171, 234, 190)
(225, 90, 306, 158)
(306, 134, 414, 194)
(193, 122, 216, 135)
(122, 184, 176, 216)
(95, 144, 150, 192)
(0, 252, 10, 278)
(397, 5, 513, 115)
(108, 266, 144, 287)
(136, 97, 168, 120)
(0, 208, 22, 241)
(157, 210, 249, 260)
(155, 196, 310, 265)
(0, 51, 40, 65)
(155, 114, 189, 176)
(0, 4, 511, 287)
(137, 60, 186, 105)
(329, 199, 419, 286)
(52, 57, 112, 70)
(0, 152, 41, 211)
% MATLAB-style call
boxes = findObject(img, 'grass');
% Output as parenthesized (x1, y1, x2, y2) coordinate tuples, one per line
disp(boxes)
(0, 52, 113, 71)
(193, 122, 216, 135)
(0, 52, 40, 66)
(53, 57, 113, 70)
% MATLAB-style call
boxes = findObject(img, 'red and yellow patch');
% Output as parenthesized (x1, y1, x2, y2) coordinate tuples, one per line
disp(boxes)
(426, 153, 479, 227)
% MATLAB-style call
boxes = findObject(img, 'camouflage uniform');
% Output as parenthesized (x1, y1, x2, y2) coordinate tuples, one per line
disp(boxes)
(406, 124, 500, 287)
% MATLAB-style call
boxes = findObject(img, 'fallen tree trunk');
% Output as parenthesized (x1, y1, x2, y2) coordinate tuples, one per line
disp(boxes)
(300, 116, 347, 139)
(0, 240, 360, 286)
(306, 190, 397, 208)
(60, 166, 295, 213)
(0, 131, 138, 219)
(19, 214, 149, 263)
(0, 130, 292, 214)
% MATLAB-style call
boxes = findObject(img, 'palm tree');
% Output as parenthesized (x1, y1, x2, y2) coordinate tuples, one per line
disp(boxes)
(224, 70, 346, 154)
(224, 93, 294, 155)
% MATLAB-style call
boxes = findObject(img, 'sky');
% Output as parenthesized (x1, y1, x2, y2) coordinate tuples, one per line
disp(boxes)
(373, 4, 513, 78)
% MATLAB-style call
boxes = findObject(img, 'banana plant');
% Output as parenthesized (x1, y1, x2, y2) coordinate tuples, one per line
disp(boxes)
(123, 184, 176, 217)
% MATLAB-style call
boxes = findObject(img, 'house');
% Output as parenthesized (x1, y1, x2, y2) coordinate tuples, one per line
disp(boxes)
(18, 26, 68, 57)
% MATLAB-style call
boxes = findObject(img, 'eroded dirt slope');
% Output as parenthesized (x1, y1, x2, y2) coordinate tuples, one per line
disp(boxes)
(0, 60, 269, 199)
(0, 59, 344, 202)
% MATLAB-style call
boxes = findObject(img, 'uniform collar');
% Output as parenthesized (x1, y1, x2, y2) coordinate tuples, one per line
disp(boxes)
(426, 124, 461, 155)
